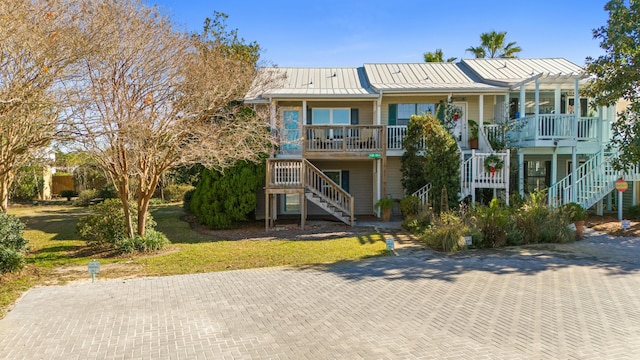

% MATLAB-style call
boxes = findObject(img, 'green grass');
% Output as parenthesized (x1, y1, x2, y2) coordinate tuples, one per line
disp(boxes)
(1, 203, 385, 317)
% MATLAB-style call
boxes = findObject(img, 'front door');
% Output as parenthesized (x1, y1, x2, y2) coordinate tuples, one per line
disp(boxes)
(452, 102, 467, 142)
(282, 109, 301, 155)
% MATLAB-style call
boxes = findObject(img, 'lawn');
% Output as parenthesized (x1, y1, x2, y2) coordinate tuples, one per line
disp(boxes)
(1, 203, 385, 317)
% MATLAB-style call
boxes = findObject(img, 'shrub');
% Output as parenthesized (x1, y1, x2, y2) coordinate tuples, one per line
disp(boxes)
(116, 229, 170, 254)
(421, 211, 467, 252)
(183, 188, 196, 212)
(190, 160, 265, 229)
(627, 204, 640, 220)
(162, 184, 194, 203)
(97, 183, 118, 199)
(514, 192, 573, 244)
(74, 189, 99, 206)
(0, 213, 28, 273)
(402, 208, 434, 235)
(76, 199, 155, 248)
(59, 189, 77, 201)
(0, 248, 25, 273)
(560, 202, 588, 222)
(399, 196, 422, 217)
(402, 207, 434, 233)
(471, 198, 511, 248)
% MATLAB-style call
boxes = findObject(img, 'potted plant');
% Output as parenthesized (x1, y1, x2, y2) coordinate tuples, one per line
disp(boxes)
(560, 202, 588, 238)
(468, 119, 479, 149)
(483, 154, 504, 176)
(375, 197, 395, 221)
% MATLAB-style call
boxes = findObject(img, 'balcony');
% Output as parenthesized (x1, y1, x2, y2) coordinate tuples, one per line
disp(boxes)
(302, 125, 384, 158)
(507, 114, 599, 147)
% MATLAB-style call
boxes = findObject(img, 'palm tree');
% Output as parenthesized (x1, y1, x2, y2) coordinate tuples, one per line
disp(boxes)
(423, 49, 457, 62)
(466, 31, 522, 58)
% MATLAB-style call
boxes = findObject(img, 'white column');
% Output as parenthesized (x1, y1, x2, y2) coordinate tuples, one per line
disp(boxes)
(479, 94, 484, 125)
(519, 85, 526, 118)
(518, 149, 525, 197)
(551, 152, 558, 184)
(554, 84, 561, 114)
(504, 92, 510, 122)
(571, 79, 579, 203)
(376, 92, 382, 125)
(534, 79, 540, 116)
(571, 148, 577, 203)
(302, 100, 307, 124)
(375, 160, 381, 217)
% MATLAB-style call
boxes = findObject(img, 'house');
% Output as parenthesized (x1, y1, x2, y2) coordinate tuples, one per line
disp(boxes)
(245, 58, 632, 229)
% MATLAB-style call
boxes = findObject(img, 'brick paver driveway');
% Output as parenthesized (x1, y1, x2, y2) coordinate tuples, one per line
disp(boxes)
(1, 229, 640, 359)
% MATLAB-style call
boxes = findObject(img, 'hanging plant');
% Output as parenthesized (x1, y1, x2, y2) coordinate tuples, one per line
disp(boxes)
(484, 154, 504, 176)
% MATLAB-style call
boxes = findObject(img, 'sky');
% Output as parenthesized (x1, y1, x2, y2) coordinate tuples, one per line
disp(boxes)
(147, 0, 611, 68)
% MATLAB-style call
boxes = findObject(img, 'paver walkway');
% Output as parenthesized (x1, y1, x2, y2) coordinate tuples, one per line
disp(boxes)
(1, 229, 640, 359)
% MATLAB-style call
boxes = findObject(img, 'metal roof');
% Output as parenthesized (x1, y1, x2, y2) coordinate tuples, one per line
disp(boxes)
(460, 58, 586, 88)
(363, 63, 506, 93)
(245, 67, 377, 102)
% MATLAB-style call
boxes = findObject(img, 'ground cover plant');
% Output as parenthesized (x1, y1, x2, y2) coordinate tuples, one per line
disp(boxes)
(0, 204, 385, 318)
(405, 192, 576, 252)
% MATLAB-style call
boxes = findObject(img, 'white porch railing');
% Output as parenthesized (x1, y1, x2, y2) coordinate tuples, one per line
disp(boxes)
(508, 115, 600, 144)
(387, 125, 406, 150)
(411, 183, 431, 207)
(548, 149, 640, 209)
(547, 150, 616, 209)
(461, 151, 510, 202)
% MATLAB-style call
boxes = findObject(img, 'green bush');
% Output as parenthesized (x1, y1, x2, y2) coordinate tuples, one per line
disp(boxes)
(116, 229, 170, 254)
(183, 188, 196, 212)
(471, 198, 511, 248)
(421, 211, 467, 252)
(97, 183, 118, 199)
(162, 184, 195, 203)
(399, 196, 422, 217)
(190, 160, 265, 229)
(73, 189, 99, 206)
(76, 199, 155, 248)
(514, 192, 573, 244)
(560, 202, 588, 222)
(402, 207, 435, 233)
(59, 189, 77, 201)
(626, 204, 640, 220)
(0, 213, 28, 273)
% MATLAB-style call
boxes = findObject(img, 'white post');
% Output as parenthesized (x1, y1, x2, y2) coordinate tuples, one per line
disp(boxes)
(375, 160, 381, 217)
(618, 190, 623, 220)
(551, 152, 558, 184)
(518, 149, 525, 197)
(504, 92, 510, 122)
(302, 100, 307, 124)
(479, 94, 484, 125)
(376, 92, 382, 125)
(505, 150, 510, 205)
(519, 85, 526, 118)
(571, 79, 579, 203)
(534, 79, 540, 117)
(633, 181, 637, 206)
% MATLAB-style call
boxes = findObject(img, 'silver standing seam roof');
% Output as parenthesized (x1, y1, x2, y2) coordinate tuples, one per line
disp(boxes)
(245, 58, 588, 101)
(244, 67, 377, 102)
(364, 63, 506, 93)
(460, 58, 586, 87)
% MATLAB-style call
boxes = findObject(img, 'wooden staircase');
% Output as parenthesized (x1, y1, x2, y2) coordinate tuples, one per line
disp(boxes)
(266, 158, 354, 226)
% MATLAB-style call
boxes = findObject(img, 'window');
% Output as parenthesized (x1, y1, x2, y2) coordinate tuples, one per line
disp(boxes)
(283, 194, 301, 213)
(391, 103, 436, 125)
(312, 108, 350, 125)
(524, 161, 550, 193)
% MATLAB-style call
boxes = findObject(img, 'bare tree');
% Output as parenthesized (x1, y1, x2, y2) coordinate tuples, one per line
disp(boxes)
(0, 0, 86, 211)
(70, 1, 277, 237)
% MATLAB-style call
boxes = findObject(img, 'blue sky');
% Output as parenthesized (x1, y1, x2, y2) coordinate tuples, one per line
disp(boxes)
(148, 0, 610, 67)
